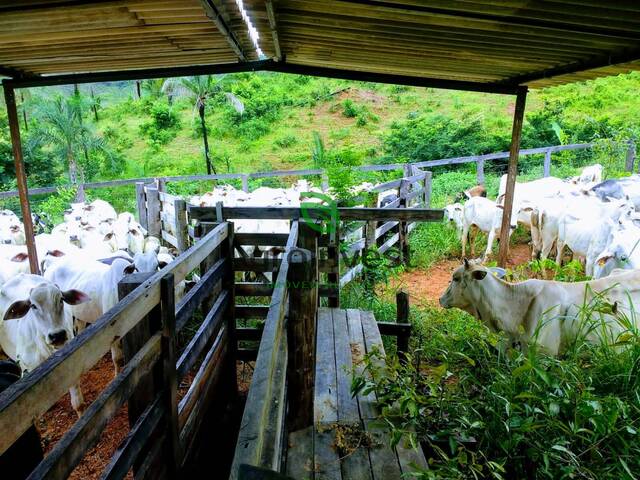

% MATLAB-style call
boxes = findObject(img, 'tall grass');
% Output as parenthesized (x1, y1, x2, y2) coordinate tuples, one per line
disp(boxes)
(351, 289, 640, 479)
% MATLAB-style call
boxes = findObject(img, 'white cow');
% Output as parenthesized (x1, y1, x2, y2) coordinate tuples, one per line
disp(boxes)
(571, 164, 603, 185)
(444, 203, 464, 238)
(461, 197, 516, 260)
(0, 274, 90, 415)
(594, 218, 640, 278)
(555, 198, 635, 273)
(439, 259, 640, 356)
(44, 257, 136, 375)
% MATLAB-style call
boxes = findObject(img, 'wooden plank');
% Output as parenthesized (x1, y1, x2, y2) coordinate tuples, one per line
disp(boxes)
(176, 290, 228, 381)
(235, 257, 282, 273)
(314, 424, 342, 480)
(378, 233, 400, 255)
(178, 326, 227, 431)
(100, 396, 163, 480)
(161, 230, 179, 248)
(236, 232, 289, 246)
(287, 247, 317, 431)
(339, 264, 363, 288)
(236, 327, 262, 341)
(314, 307, 337, 424)
(346, 309, 377, 420)
(174, 257, 226, 332)
(159, 273, 181, 476)
(235, 305, 269, 319)
(230, 222, 299, 478)
(136, 182, 148, 231)
(190, 206, 443, 222)
(235, 282, 274, 297)
(332, 309, 359, 423)
(27, 333, 162, 480)
(363, 419, 403, 480)
(145, 186, 161, 237)
(286, 426, 314, 480)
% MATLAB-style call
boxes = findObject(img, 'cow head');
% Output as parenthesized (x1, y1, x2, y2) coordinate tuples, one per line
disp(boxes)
(439, 259, 489, 312)
(444, 203, 463, 223)
(3, 282, 90, 350)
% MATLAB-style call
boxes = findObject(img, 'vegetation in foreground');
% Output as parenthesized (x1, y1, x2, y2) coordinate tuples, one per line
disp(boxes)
(343, 255, 640, 479)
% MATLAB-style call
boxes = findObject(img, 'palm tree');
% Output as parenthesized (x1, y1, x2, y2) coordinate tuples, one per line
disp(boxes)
(162, 75, 243, 175)
(30, 96, 106, 185)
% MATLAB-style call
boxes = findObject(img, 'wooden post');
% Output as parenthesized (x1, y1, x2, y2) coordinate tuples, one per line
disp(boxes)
(173, 198, 189, 253)
(498, 87, 528, 268)
(3, 84, 38, 274)
(321, 173, 329, 192)
(327, 222, 340, 308)
(626, 139, 636, 173)
(75, 183, 86, 203)
(117, 272, 157, 478)
(398, 179, 410, 265)
(136, 182, 148, 231)
(241, 175, 249, 193)
(215, 201, 223, 223)
(396, 290, 410, 360)
(145, 186, 161, 237)
(298, 220, 319, 304)
(224, 222, 238, 397)
(543, 149, 552, 177)
(155, 177, 167, 193)
(287, 247, 315, 431)
(158, 273, 182, 477)
(423, 171, 432, 207)
(476, 158, 485, 185)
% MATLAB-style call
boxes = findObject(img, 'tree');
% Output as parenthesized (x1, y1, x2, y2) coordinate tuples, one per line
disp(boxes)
(30, 95, 107, 185)
(162, 75, 243, 175)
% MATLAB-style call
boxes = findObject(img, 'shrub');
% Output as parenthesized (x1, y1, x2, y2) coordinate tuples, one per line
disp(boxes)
(139, 101, 180, 145)
(342, 99, 360, 118)
(274, 134, 298, 149)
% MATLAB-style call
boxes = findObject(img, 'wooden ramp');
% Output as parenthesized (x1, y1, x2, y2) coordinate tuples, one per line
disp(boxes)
(285, 308, 427, 480)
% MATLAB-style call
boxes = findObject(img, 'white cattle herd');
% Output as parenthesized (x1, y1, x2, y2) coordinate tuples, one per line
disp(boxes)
(0, 198, 176, 416)
(443, 163, 640, 354)
(0, 179, 396, 416)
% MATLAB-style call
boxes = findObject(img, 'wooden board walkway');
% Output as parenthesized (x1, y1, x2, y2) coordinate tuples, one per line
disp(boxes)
(285, 308, 427, 480)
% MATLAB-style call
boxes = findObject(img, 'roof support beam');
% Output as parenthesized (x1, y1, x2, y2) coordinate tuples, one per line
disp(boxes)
(0, 65, 38, 79)
(498, 86, 528, 268)
(2, 84, 39, 274)
(3, 60, 273, 89)
(500, 48, 640, 85)
(199, 0, 247, 61)
(265, 0, 283, 61)
(4, 59, 521, 95)
(265, 61, 521, 95)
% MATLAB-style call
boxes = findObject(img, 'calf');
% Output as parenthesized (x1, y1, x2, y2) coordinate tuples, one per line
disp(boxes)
(594, 218, 640, 278)
(439, 259, 640, 356)
(444, 203, 464, 238)
(453, 184, 486, 203)
(461, 197, 516, 260)
(0, 274, 89, 415)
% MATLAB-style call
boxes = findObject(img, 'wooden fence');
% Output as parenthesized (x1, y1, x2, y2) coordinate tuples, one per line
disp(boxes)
(0, 223, 233, 479)
(181, 207, 441, 479)
(1, 141, 626, 201)
(136, 181, 189, 253)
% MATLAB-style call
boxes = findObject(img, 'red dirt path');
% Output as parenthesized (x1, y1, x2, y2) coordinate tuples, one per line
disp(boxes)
(390, 243, 531, 307)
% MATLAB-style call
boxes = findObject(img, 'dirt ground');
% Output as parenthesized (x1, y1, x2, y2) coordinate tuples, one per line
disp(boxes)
(390, 243, 532, 307)
(37, 354, 130, 480)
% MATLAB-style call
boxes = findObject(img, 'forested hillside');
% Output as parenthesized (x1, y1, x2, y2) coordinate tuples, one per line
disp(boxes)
(1, 71, 639, 197)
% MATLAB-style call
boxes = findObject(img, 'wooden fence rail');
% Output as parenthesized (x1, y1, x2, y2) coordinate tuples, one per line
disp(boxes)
(0, 223, 233, 479)
(2, 141, 628, 200)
